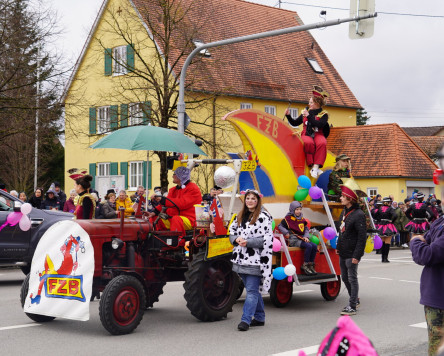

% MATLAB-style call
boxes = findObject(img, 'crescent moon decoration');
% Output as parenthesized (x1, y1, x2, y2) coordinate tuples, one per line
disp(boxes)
(223, 109, 305, 199)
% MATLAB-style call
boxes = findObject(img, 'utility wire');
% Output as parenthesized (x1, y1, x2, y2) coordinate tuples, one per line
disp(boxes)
(278, 1, 444, 18)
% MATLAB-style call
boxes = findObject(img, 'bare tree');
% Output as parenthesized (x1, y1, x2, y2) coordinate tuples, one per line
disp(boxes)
(66, 0, 237, 191)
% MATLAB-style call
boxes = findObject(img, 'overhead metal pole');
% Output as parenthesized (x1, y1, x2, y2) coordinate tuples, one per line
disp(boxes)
(177, 12, 377, 133)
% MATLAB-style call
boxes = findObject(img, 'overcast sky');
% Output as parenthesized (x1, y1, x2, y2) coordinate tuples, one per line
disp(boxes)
(45, 0, 444, 127)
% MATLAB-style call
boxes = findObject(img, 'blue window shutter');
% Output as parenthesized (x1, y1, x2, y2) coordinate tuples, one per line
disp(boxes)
(110, 162, 118, 175)
(89, 107, 96, 134)
(142, 101, 151, 125)
(127, 44, 135, 72)
(120, 162, 128, 189)
(89, 163, 96, 189)
(120, 104, 128, 127)
(110, 105, 118, 129)
(105, 48, 112, 76)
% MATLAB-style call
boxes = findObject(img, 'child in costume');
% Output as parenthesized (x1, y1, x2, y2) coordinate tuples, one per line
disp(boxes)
(405, 192, 434, 233)
(327, 154, 351, 200)
(373, 197, 397, 262)
(278, 201, 317, 275)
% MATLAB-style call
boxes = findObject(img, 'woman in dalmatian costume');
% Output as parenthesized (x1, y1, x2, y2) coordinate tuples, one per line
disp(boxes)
(229, 189, 273, 332)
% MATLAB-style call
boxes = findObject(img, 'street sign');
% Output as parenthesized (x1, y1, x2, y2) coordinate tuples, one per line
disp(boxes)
(349, 0, 375, 39)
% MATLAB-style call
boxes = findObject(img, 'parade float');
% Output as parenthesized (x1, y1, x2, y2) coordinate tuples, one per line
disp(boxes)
(19, 109, 372, 334)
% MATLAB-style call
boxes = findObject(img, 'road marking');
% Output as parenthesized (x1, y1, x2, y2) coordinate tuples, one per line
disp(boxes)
(369, 277, 393, 281)
(410, 322, 427, 329)
(399, 280, 420, 284)
(293, 289, 314, 294)
(271, 344, 319, 356)
(0, 323, 41, 331)
(361, 258, 414, 263)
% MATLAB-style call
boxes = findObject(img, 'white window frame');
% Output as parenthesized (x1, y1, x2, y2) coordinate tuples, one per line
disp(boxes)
(367, 188, 378, 197)
(240, 103, 252, 110)
(113, 45, 128, 76)
(307, 58, 323, 73)
(289, 108, 299, 118)
(264, 105, 276, 116)
(97, 106, 110, 134)
(129, 161, 144, 190)
(129, 102, 144, 126)
(98, 162, 110, 176)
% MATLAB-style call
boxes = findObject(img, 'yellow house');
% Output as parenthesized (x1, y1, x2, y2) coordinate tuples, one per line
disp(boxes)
(327, 123, 442, 202)
(62, 0, 361, 195)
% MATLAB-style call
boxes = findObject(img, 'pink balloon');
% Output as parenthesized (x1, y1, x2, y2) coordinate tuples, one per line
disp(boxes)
(323, 227, 336, 240)
(309, 186, 323, 200)
(272, 238, 282, 252)
(6, 212, 22, 226)
(19, 215, 31, 231)
(20, 203, 32, 215)
(373, 234, 383, 249)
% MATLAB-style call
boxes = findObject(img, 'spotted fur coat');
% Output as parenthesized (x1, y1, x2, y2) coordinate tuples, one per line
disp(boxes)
(229, 208, 274, 294)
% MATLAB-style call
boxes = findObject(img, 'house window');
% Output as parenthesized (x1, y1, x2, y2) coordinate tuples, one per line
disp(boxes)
(192, 40, 211, 57)
(97, 106, 110, 134)
(240, 103, 252, 109)
(367, 188, 378, 197)
(129, 161, 143, 190)
(98, 163, 110, 176)
(113, 45, 128, 75)
(129, 103, 143, 125)
(306, 58, 323, 74)
(264, 105, 276, 116)
(289, 108, 299, 118)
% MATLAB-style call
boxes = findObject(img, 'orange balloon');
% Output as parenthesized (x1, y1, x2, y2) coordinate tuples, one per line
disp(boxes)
(320, 229, 328, 242)
(184, 241, 190, 251)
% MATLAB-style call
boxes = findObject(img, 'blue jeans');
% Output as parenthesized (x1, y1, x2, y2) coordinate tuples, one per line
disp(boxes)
(300, 241, 318, 262)
(239, 273, 265, 324)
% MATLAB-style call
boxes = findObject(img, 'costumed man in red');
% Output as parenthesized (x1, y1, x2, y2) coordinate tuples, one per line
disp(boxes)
(285, 86, 330, 178)
(152, 166, 202, 238)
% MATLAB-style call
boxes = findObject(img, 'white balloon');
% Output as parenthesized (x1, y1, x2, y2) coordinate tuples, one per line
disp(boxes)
(20, 203, 32, 215)
(19, 215, 31, 231)
(214, 166, 236, 189)
(284, 264, 296, 277)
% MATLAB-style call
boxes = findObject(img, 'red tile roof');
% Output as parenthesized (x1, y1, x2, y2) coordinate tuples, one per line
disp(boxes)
(411, 136, 444, 159)
(132, 0, 360, 108)
(327, 124, 438, 178)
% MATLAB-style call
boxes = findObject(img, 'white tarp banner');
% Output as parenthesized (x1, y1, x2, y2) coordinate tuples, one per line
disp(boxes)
(23, 220, 94, 321)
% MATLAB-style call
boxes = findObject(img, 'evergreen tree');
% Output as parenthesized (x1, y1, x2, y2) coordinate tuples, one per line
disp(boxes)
(0, 0, 64, 194)
(356, 108, 371, 125)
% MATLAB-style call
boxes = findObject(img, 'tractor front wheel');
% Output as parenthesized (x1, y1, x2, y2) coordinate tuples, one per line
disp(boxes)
(20, 274, 56, 323)
(99, 275, 146, 335)
(184, 251, 239, 321)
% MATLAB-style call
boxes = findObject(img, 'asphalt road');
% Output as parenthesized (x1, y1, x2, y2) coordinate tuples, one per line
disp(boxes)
(0, 248, 428, 356)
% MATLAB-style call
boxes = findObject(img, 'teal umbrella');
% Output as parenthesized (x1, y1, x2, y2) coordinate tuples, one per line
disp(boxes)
(90, 125, 206, 155)
(89, 126, 206, 192)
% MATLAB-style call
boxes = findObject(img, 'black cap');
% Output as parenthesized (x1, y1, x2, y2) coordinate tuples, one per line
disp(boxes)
(54, 181, 61, 187)
(213, 185, 222, 190)
(106, 189, 115, 195)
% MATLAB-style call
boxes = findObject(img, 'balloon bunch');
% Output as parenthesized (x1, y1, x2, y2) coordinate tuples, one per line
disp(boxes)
(294, 175, 323, 202)
(273, 264, 296, 282)
(0, 203, 33, 233)
(365, 234, 382, 253)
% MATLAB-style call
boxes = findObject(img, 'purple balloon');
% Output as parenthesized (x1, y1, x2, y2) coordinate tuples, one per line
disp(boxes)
(373, 234, 383, 249)
(309, 186, 323, 200)
(323, 227, 336, 240)
(6, 212, 22, 226)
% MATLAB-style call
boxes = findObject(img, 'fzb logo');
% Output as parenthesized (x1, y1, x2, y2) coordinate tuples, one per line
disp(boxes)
(44, 275, 85, 302)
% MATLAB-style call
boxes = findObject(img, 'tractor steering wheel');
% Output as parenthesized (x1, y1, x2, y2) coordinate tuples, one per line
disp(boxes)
(153, 196, 181, 227)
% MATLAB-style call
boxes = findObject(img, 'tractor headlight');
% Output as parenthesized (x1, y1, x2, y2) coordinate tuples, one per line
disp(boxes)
(111, 238, 124, 250)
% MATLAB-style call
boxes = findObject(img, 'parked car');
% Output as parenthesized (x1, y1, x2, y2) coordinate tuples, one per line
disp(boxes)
(0, 189, 73, 274)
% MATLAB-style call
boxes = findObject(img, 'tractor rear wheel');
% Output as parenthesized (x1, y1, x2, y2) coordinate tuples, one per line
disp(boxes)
(145, 281, 166, 309)
(320, 276, 341, 301)
(184, 251, 239, 321)
(20, 274, 56, 323)
(269, 278, 293, 308)
(99, 275, 146, 335)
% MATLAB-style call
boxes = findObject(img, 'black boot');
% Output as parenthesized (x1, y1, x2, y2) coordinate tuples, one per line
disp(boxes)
(385, 243, 390, 263)
(382, 243, 390, 263)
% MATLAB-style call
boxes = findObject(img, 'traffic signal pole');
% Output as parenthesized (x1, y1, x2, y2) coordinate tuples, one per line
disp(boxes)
(177, 12, 377, 133)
